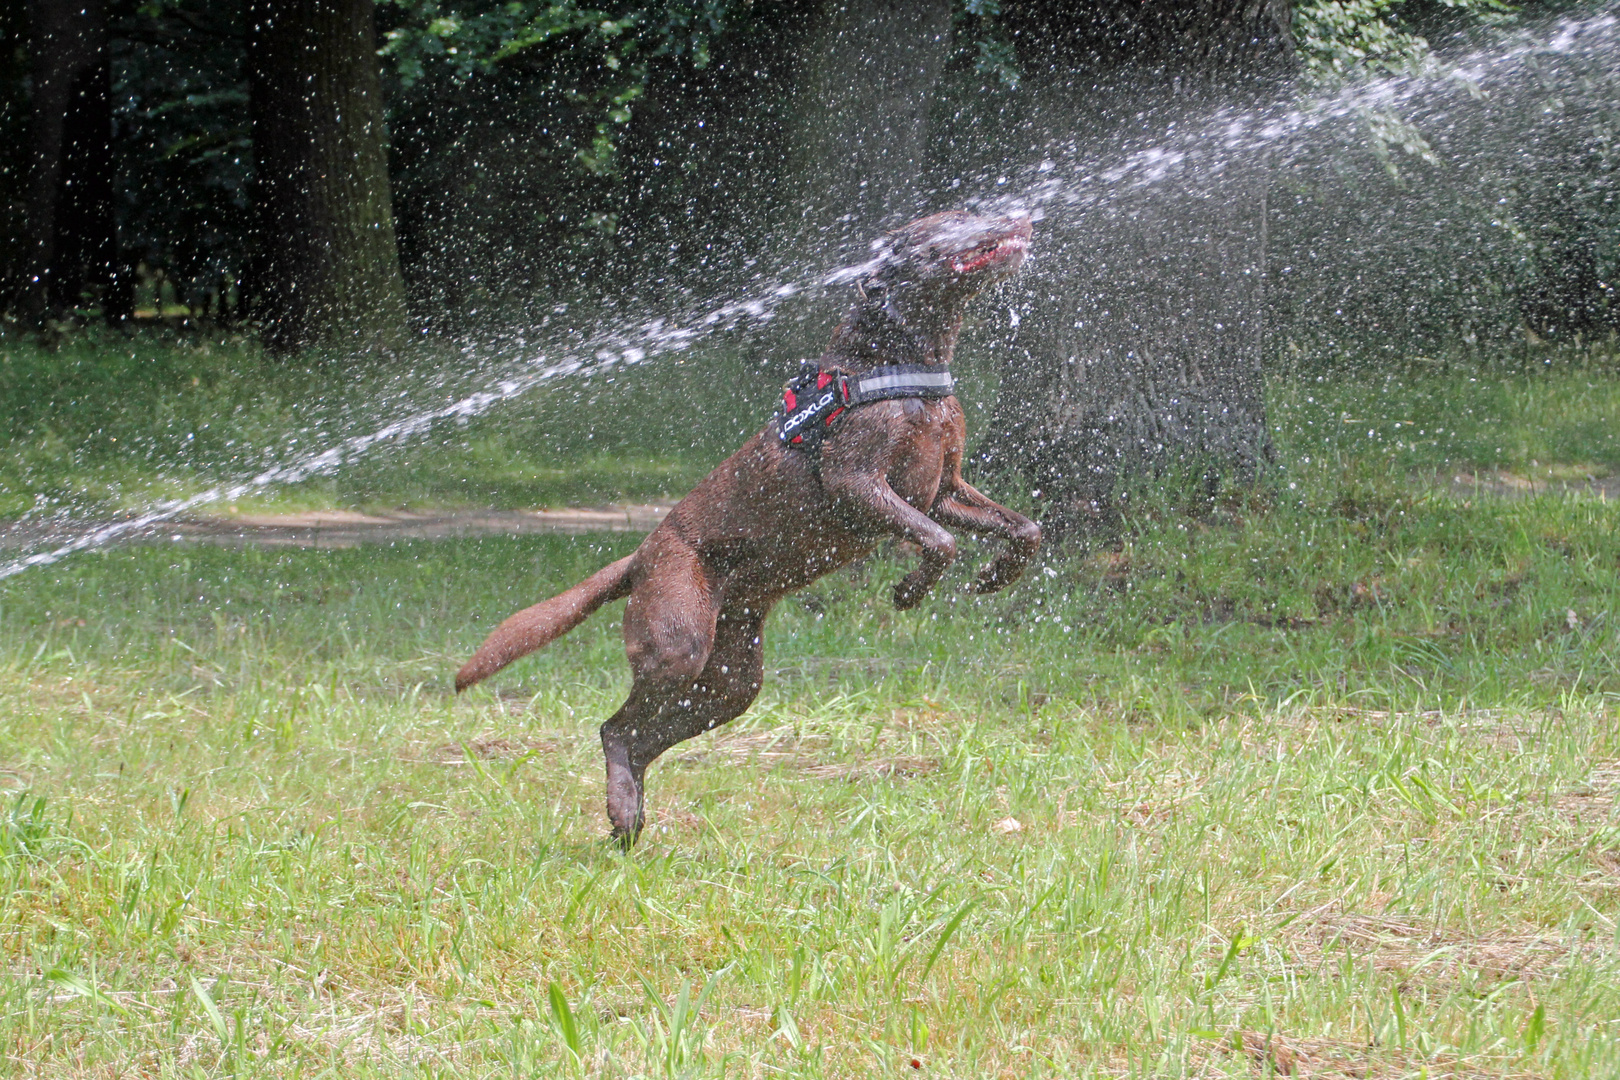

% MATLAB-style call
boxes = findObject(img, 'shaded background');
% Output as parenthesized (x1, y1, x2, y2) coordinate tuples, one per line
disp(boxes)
(1, 0, 1617, 529)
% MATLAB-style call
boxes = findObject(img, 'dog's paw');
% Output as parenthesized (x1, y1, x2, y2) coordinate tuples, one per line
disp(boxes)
(893, 574, 931, 611)
(965, 563, 1004, 595)
(970, 552, 1032, 595)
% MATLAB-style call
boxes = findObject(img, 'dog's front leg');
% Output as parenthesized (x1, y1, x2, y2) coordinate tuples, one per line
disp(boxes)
(931, 481, 1042, 594)
(824, 472, 958, 610)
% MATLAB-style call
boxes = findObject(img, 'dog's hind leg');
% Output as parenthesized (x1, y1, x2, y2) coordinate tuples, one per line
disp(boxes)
(667, 606, 768, 740)
(601, 603, 768, 843)
(600, 550, 720, 843)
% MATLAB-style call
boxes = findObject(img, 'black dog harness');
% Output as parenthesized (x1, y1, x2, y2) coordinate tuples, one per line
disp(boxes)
(776, 360, 955, 452)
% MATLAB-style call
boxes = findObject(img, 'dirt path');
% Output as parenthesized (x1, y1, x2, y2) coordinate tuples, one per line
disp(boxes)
(1438, 468, 1619, 501)
(2, 468, 1613, 554)
(0, 504, 674, 551)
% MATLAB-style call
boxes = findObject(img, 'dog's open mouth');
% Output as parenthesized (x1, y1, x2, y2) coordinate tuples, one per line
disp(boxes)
(948, 232, 1030, 276)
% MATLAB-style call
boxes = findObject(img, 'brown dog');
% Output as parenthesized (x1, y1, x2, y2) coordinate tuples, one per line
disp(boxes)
(456, 210, 1040, 842)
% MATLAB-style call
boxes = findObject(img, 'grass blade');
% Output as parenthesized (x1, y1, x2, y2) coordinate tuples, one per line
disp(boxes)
(45, 968, 129, 1017)
(548, 981, 583, 1061)
(189, 975, 230, 1045)
(919, 898, 977, 983)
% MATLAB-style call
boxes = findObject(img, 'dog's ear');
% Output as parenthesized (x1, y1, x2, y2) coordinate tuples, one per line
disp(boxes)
(862, 233, 912, 295)
(856, 272, 888, 301)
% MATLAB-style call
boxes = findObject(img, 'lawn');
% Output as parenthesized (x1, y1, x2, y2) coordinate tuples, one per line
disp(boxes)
(4, 330, 1619, 521)
(0, 334, 1618, 1076)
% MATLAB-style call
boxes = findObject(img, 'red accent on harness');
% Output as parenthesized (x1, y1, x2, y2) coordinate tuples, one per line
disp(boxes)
(791, 435, 803, 444)
(816, 372, 833, 390)
(783, 388, 797, 410)
(824, 406, 845, 426)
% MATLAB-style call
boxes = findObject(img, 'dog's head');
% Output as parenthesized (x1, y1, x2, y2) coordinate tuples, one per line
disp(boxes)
(863, 210, 1032, 304)
(829, 210, 1031, 366)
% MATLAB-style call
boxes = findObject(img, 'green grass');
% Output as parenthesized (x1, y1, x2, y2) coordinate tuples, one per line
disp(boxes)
(2, 334, 1620, 1075)
(6, 331, 1619, 521)
(2, 460, 1619, 1074)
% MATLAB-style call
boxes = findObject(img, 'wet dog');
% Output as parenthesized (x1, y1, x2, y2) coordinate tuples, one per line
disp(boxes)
(456, 210, 1040, 842)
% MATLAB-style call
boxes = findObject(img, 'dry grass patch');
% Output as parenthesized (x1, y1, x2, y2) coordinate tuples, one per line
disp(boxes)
(1547, 762, 1620, 820)
(799, 757, 938, 781)
(671, 723, 939, 782)
(1218, 1029, 1546, 1079)
(1279, 905, 1604, 986)
(418, 734, 563, 765)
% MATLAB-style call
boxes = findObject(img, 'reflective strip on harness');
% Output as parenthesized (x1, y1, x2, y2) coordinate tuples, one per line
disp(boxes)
(848, 367, 954, 403)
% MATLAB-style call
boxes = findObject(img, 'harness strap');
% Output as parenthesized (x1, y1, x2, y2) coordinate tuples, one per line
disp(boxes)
(776, 361, 954, 451)
(845, 363, 955, 405)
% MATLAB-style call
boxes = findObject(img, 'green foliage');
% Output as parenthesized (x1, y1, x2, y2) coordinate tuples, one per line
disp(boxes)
(0, 332, 321, 517)
(2, 338, 1619, 1072)
(0, 0, 29, 306)
(1273, 4, 1620, 351)
(952, 0, 1020, 91)
(374, 0, 771, 316)
(0, 793, 52, 861)
(1511, 77, 1620, 338)
(382, 0, 738, 86)
(7, 332, 1620, 522)
(380, 0, 747, 180)
(1293, 0, 1516, 81)
(109, 1, 252, 316)
(0, 331, 773, 518)
(11, 0, 760, 322)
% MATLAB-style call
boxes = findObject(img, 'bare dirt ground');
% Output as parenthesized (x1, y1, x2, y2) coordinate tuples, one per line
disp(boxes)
(1439, 467, 1620, 501)
(1, 468, 1612, 554)
(0, 504, 674, 552)
(182, 504, 674, 547)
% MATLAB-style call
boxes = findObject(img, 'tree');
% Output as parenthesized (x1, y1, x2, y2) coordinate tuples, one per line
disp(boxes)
(246, 0, 407, 352)
(20, 0, 129, 323)
(748, 0, 955, 362)
(378, 0, 753, 323)
(112, 0, 254, 324)
(981, 0, 1295, 534)
(0, 0, 29, 312)
(1512, 56, 1620, 341)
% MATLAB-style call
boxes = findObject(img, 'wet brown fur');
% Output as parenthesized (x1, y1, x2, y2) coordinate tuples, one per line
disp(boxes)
(456, 211, 1041, 842)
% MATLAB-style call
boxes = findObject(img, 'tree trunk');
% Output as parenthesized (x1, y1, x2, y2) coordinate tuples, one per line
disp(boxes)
(22, 0, 127, 324)
(246, 0, 406, 353)
(987, 0, 1293, 534)
(763, 0, 951, 361)
(1512, 65, 1620, 342)
(1, 0, 30, 309)
(784, 0, 953, 261)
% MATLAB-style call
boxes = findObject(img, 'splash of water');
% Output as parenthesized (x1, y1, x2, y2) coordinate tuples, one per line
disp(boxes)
(979, 10, 1619, 221)
(2, 9, 1614, 581)
(0, 286, 815, 580)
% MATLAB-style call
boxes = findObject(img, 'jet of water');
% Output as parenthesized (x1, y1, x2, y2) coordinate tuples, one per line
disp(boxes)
(0, 284, 814, 580)
(976, 10, 1618, 222)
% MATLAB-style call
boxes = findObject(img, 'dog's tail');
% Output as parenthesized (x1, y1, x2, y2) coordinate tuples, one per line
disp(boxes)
(455, 554, 637, 692)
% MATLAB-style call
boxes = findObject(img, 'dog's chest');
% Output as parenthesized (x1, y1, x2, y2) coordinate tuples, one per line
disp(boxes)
(882, 401, 953, 510)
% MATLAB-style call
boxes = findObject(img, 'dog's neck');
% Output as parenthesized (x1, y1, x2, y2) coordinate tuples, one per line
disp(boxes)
(822, 291, 970, 373)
